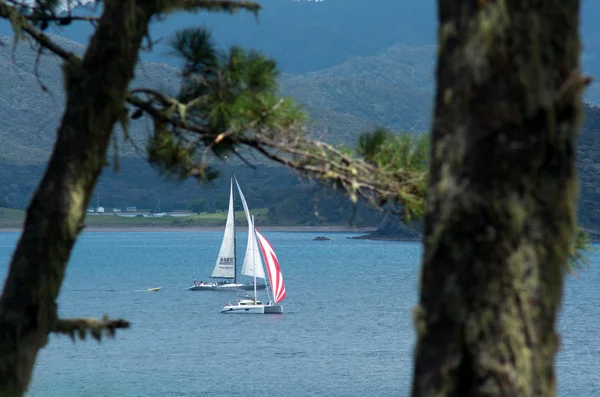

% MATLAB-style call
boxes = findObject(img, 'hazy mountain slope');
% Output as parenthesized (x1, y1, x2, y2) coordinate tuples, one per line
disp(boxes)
(281, 44, 436, 132)
(0, 0, 437, 74)
(0, 36, 182, 163)
(2, 0, 600, 78)
(2, 31, 600, 229)
(0, 35, 422, 165)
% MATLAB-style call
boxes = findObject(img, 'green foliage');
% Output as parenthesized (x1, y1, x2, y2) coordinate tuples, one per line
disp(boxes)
(567, 228, 594, 273)
(356, 127, 394, 164)
(356, 128, 428, 172)
(169, 27, 217, 78)
(146, 26, 305, 179)
(188, 198, 207, 214)
(146, 119, 220, 182)
(353, 128, 429, 219)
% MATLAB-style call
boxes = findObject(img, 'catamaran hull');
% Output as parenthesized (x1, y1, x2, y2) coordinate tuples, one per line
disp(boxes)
(187, 285, 218, 291)
(187, 283, 265, 291)
(220, 304, 283, 314)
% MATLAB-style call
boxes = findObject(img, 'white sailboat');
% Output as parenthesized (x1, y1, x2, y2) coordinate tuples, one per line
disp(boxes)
(187, 175, 267, 291)
(220, 216, 287, 314)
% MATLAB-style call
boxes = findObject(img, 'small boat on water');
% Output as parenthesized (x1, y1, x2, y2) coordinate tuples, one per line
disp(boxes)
(220, 217, 286, 314)
(187, 175, 266, 292)
(145, 287, 161, 292)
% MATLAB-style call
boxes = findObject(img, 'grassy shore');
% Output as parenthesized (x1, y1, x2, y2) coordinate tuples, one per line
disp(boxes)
(0, 207, 377, 233)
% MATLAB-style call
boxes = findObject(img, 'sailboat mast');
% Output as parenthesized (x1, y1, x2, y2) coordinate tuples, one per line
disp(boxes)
(252, 215, 257, 302)
(232, 174, 237, 285)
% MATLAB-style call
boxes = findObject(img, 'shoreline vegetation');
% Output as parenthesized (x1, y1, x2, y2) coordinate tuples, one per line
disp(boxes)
(0, 226, 378, 233)
(0, 206, 387, 236)
(1, 207, 596, 242)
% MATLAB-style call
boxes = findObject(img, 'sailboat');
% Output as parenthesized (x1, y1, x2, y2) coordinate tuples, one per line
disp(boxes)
(220, 216, 287, 314)
(187, 175, 267, 291)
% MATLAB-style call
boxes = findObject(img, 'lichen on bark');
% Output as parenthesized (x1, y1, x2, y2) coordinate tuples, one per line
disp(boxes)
(412, 1, 583, 396)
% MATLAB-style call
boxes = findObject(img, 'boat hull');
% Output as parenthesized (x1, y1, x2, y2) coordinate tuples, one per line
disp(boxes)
(237, 283, 266, 291)
(220, 304, 283, 314)
(187, 283, 265, 291)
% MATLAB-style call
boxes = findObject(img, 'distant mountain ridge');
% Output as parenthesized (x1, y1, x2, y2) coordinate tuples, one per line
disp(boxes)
(0, 0, 436, 74)
(2, 0, 600, 77)
(0, 35, 441, 165)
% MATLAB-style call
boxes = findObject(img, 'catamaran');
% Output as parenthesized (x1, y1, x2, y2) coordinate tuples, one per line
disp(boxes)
(187, 175, 267, 292)
(220, 216, 286, 314)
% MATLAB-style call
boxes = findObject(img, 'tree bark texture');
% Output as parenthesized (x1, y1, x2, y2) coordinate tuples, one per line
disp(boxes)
(412, 1, 582, 397)
(0, 1, 155, 395)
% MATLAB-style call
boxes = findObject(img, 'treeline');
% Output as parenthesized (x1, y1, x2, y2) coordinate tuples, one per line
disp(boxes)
(2, 103, 600, 230)
(0, 157, 380, 226)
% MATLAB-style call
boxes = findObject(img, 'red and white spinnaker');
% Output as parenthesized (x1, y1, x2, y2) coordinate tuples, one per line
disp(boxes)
(255, 230, 287, 303)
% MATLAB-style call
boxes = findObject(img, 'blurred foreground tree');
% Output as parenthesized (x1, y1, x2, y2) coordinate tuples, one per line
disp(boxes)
(411, 1, 587, 396)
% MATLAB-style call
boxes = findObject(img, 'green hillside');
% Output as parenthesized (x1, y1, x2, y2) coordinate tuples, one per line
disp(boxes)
(1, 35, 600, 231)
(280, 44, 437, 132)
(0, 207, 271, 229)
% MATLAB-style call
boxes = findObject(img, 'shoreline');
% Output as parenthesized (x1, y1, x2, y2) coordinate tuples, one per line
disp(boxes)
(0, 225, 378, 233)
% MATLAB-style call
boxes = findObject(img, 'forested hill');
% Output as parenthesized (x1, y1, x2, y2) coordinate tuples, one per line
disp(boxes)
(2, 27, 600, 229)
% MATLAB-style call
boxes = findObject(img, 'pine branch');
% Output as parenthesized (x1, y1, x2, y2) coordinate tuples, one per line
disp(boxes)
(26, 14, 100, 25)
(51, 315, 130, 342)
(125, 91, 428, 218)
(0, 0, 78, 62)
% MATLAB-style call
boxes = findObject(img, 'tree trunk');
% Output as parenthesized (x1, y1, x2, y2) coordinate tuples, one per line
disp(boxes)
(412, 1, 582, 396)
(0, 1, 153, 395)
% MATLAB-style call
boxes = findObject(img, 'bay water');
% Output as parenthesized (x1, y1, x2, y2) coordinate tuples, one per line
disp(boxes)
(0, 231, 598, 396)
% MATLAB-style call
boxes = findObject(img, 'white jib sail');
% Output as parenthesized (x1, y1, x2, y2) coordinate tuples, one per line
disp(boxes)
(211, 178, 236, 278)
(235, 177, 266, 279)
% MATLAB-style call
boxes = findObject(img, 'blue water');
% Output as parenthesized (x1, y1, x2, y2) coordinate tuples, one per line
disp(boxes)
(0, 231, 598, 396)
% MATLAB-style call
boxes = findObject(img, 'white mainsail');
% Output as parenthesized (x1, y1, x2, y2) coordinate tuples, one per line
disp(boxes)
(235, 177, 266, 279)
(211, 178, 236, 279)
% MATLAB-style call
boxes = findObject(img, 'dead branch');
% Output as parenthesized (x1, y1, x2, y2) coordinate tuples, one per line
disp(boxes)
(25, 14, 100, 26)
(0, 1, 78, 62)
(51, 315, 130, 342)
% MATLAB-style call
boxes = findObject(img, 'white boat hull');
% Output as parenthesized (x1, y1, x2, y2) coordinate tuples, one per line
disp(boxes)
(187, 283, 265, 291)
(220, 304, 283, 314)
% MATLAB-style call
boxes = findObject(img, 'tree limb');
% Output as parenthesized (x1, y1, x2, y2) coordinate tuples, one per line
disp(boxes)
(125, 92, 427, 217)
(51, 316, 130, 342)
(0, 0, 77, 62)
(26, 14, 100, 25)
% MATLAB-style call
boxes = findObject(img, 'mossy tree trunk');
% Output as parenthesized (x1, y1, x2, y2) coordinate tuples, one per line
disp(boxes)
(0, 1, 156, 395)
(412, 1, 583, 396)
